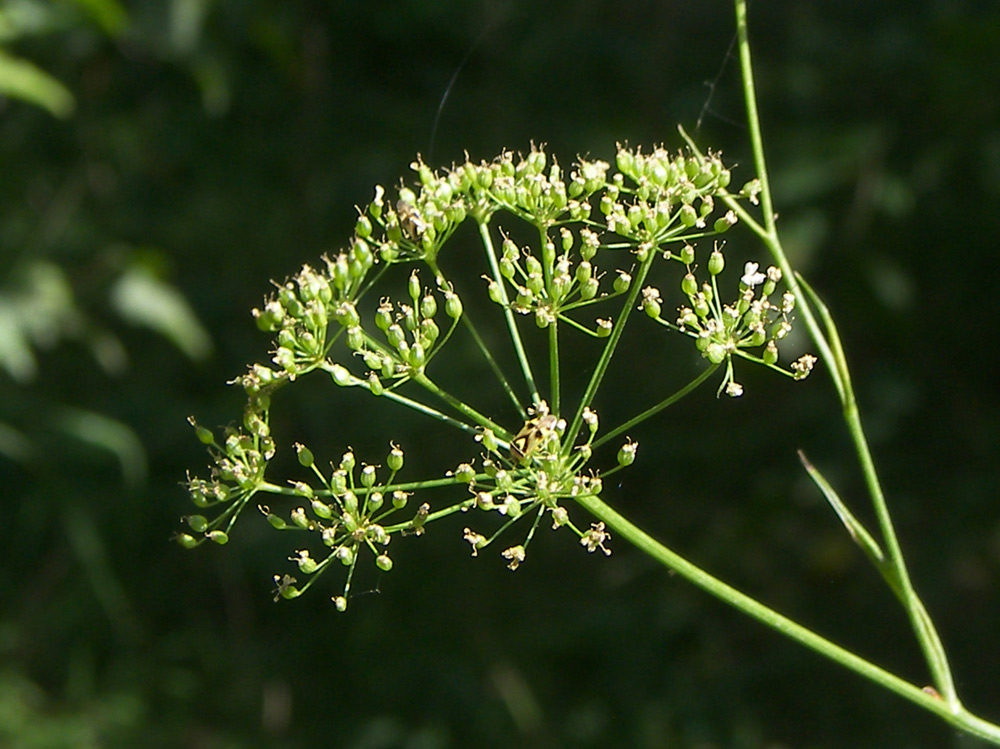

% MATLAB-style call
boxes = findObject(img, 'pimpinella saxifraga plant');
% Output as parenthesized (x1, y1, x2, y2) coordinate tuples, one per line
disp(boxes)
(179, 0, 1000, 739)
(181, 142, 813, 611)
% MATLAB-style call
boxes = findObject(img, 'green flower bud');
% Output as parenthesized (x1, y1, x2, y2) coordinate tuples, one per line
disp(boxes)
(207, 530, 229, 545)
(290, 507, 309, 529)
(708, 250, 725, 276)
(361, 464, 377, 488)
(526, 272, 544, 295)
(763, 340, 779, 365)
(376, 554, 393, 572)
(375, 303, 393, 333)
(420, 294, 438, 319)
(596, 318, 612, 337)
(311, 499, 333, 519)
(330, 364, 351, 386)
(292, 443, 313, 468)
(617, 439, 638, 467)
(681, 273, 697, 297)
(176, 533, 199, 549)
(575, 261, 593, 284)
(486, 280, 503, 304)
(190, 420, 214, 446)
(616, 148, 634, 176)
(342, 491, 358, 515)
(480, 429, 499, 452)
(420, 318, 440, 346)
(444, 291, 462, 319)
(560, 227, 574, 252)
(454, 463, 476, 483)
(402, 305, 418, 332)
(679, 204, 698, 228)
(266, 513, 287, 530)
(387, 444, 404, 472)
(580, 277, 599, 300)
(330, 469, 347, 495)
(346, 326, 365, 351)
(713, 213, 736, 233)
(614, 271, 631, 294)
(367, 492, 384, 511)
(386, 324, 405, 349)
(408, 342, 426, 368)
(355, 214, 372, 238)
(367, 372, 384, 396)
(408, 271, 421, 302)
(392, 490, 408, 509)
(705, 342, 727, 364)
(295, 552, 318, 575)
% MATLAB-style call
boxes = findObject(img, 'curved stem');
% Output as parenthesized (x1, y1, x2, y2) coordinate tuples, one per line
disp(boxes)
(729, 0, 957, 705)
(575, 491, 1000, 744)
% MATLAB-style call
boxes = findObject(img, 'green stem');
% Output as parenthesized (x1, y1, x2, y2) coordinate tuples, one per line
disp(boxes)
(729, 0, 958, 705)
(411, 370, 508, 437)
(564, 249, 657, 449)
(479, 220, 540, 405)
(549, 322, 560, 415)
(575, 491, 1000, 744)
(592, 364, 719, 450)
(461, 314, 528, 420)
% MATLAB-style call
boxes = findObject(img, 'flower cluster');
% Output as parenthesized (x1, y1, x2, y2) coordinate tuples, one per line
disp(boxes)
(259, 442, 422, 611)
(641, 248, 814, 396)
(182, 141, 813, 607)
(456, 402, 633, 570)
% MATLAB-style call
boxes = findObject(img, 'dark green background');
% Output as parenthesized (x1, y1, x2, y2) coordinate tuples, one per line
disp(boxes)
(3, 1, 999, 746)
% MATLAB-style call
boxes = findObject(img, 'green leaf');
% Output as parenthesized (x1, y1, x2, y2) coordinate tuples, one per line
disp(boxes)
(798, 450, 902, 598)
(109, 265, 213, 362)
(0, 48, 74, 117)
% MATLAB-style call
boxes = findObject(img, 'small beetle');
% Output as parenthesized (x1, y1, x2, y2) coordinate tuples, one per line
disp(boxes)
(509, 414, 559, 464)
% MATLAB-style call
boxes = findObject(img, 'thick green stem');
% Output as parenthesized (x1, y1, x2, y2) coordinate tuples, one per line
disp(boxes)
(730, 0, 958, 706)
(575, 491, 1000, 744)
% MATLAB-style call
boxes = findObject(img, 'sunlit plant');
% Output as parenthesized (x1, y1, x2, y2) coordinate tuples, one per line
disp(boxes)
(180, 0, 1000, 743)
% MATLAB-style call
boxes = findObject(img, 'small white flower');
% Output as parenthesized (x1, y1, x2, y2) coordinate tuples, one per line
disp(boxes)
(725, 381, 744, 397)
(741, 262, 766, 288)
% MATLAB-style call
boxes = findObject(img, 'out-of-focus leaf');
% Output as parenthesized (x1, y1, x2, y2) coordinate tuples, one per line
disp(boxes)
(0, 297, 38, 382)
(0, 261, 80, 382)
(109, 265, 213, 362)
(169, 0, 208, 55)
(55, 406, 147, 487)
(0, 48, 74, 117)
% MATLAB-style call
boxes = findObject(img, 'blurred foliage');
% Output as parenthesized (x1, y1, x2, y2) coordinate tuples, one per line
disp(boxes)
(1, 0, 999, 747)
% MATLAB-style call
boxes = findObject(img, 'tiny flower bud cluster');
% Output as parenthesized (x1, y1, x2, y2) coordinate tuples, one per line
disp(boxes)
(643, 251, 813, 396)
(460, 402, 618, 570)
(178, 417, 274, 549)
(604, 144, 736, 246)
(263, 442, 417, 610)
